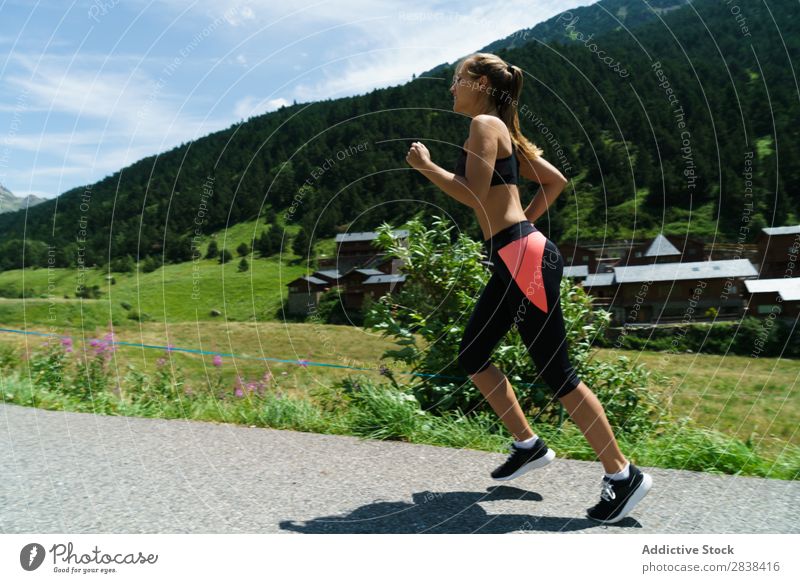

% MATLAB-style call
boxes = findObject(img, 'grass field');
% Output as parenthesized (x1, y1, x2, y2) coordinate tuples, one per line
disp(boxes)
(1, 320, 796, 460)
(0, 219, 317, 328)
(0, 222, 797, 463)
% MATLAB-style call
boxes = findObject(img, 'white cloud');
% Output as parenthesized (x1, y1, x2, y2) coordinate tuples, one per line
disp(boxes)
(121, 0, 593, 105)
(233, 95, 290, 118)
(3, 53, 240, 197)
(3, 0, 597, 198)
(223, 3, 256, 26)
(211, 0, 585, 103)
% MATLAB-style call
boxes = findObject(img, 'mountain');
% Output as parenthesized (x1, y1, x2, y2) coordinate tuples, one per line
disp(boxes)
(0, 0, 797, 271)
(0, 184, 46, 214)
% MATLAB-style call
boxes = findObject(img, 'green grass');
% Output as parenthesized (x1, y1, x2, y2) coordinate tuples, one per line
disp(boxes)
(0, 218, 348, 329)
(3, 368, 797, 480)
(595, 346, 798, 460)
(2, 326, 797, 457)
(0, 320, 404, 399)
(1, 227, 797, 479)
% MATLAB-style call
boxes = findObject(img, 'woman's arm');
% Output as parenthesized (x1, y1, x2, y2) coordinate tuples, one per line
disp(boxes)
(519, 154, 569, 222)
(406, 115, 498, 210)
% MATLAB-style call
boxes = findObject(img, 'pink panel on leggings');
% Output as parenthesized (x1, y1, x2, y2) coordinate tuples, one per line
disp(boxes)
(496, 231, 548, 313)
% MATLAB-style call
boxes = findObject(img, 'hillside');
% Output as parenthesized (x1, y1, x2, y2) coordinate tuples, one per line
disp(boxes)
(0, 0, 798, 272)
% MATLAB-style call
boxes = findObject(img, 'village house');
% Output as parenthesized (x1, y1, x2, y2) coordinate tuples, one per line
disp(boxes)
(743, 277, 800, 319)
(621, 233, 706, 265)
(287, 229, 408, 316)
(581, 258, 759, 325)
(755, 225, 800, 278)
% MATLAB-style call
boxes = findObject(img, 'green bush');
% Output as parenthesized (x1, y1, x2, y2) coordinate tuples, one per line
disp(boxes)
(140, 256, 160, 273)
(127, 310, 152, 322)
(218, 249, 233, 264)
(364, 215, 658, 434)
(337, 375, 425, 440)
(600, 316, 798, 358)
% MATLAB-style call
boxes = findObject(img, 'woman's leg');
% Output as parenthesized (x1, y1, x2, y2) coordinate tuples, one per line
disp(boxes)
(458, 270, 534, 441)
(558, 383, 627, 474)
(469, 365, 534, 441)
(511, 239, 628, 473)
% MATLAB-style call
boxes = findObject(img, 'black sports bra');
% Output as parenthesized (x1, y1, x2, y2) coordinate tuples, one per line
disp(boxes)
(454, 142, 520, 186)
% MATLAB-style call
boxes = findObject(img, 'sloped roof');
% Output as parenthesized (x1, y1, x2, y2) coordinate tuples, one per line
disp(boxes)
(302, 276, 328, 285)
(563, 265, 589, 278)
(363, 274, 406, 284)
(314, 269, 342, 280)
(582, 273, 615, 287)
(354, 268, 384, 276)
(642, 233, 681, 257)
(744, 277, 800, 301)
(762, 225, 800, 236)
(615, 259, 758, 283)
(335, 230, 409, 243)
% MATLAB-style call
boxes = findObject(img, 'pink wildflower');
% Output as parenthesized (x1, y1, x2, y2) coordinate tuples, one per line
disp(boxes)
(213, 354, 223, 368)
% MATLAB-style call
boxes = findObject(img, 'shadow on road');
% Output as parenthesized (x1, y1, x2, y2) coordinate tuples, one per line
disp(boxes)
(279, 485, 642, 533)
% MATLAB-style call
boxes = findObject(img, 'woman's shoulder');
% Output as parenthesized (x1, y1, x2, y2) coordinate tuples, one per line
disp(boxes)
(464, 115, 510, 150)
(469, 113, 506, 135)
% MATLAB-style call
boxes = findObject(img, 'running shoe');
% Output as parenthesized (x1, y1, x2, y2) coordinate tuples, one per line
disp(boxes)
(586, 463, 653, 524)
(491, 438, 555, 481)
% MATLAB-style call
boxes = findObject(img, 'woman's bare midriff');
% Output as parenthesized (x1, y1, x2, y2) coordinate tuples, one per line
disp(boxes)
(476, 184, 530, 241)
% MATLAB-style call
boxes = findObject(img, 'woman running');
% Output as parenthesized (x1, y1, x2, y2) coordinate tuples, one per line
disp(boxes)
(405, 52, 651, 524)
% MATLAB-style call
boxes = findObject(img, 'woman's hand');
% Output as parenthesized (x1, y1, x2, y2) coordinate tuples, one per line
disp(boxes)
(406, 141, 432, 171)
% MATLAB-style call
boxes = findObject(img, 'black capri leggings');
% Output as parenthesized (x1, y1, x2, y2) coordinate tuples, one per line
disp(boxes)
(457, 220, 581, 399)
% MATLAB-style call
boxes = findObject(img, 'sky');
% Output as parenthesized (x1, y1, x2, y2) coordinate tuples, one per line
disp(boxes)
(0, 0, 596, 200)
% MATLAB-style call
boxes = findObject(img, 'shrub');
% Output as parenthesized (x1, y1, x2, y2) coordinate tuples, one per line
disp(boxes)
(337, 375, 425, 440)
(206, 240, 219, 259)
(140, 256, 160, 273)
(127, 310, 152, 322)
(219, 249, 233, 264)
(75, 284, 102, 299)
(364, 215, 659, 434)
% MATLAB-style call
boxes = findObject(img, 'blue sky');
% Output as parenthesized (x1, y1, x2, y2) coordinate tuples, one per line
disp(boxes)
(0, 0, 595, 200)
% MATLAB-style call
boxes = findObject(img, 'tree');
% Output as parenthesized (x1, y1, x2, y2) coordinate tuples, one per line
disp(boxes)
(206, 240, 219, 259)
(257, 225, 287, 257)
(165, 234, 193, 263)
(292, 227, 309, 257)
(238, 258, 249, 272)
(219, 249, 233, 264)
(110, 254, 135, 273)
(140, 256, 160, 273)
(236, 242, 250, 257)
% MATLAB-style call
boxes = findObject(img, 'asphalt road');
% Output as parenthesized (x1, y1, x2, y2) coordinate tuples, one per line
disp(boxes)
(1, 403, 797, 534)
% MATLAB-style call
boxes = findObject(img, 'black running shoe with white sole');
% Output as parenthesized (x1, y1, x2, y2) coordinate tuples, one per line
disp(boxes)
(586, 463, 652, 524)
(491, 438, 555, 481)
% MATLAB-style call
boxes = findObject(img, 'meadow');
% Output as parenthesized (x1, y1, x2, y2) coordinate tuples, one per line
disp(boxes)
(0, 225, 797, 479)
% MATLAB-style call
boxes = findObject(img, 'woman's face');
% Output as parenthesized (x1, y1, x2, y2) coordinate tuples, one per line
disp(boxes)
(450, 63, 489, 117)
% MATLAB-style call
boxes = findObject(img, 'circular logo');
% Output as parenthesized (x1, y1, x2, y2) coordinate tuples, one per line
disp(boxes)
(20, 543, 46, 571)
